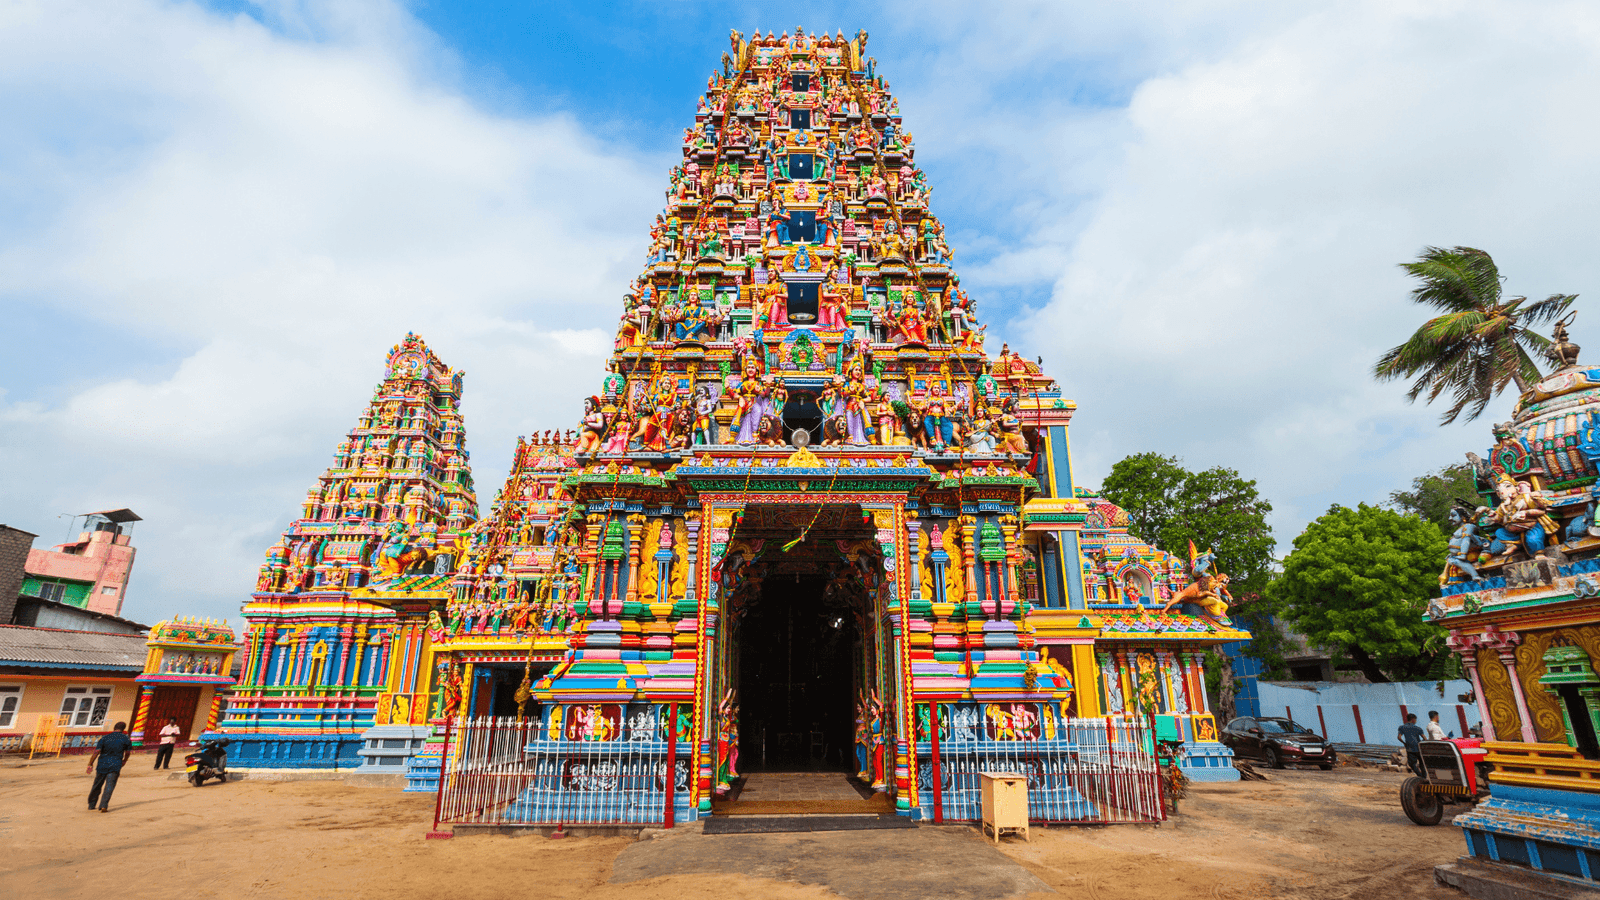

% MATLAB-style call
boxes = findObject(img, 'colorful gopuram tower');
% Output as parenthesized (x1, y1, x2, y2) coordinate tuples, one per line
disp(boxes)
(219, 333, 479, 768)
(219, 31, 1247, 805)
(409, 27, 1248, 822)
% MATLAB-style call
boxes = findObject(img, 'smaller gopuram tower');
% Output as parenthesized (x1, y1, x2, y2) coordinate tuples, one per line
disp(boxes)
(429, 431, 582, 718)
(1431, 320, 1600, 892)
(219, 333, 479, 768)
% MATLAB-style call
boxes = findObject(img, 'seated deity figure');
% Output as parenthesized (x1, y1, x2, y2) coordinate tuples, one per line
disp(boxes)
(817, 280, 849, 330)
(891, 300, 928, 345)
(631, 385, 683, 452)
(756, 282, 787, 329)
(958, 322, 988, 353)
(1487, 473, 1559, 559)
(615, 295, 653, 349)
(963, 412, 997, 454)
(995, 400, 1029, 454)
(601, 412, 633, 454)
(674, 303, 719, 341)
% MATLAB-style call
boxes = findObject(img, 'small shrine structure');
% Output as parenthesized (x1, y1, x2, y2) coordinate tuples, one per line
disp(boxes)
(1433, 319, 1600, 889)
(130, 617, 239, 746)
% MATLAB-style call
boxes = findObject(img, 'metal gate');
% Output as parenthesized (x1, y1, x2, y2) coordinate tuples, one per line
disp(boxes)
(919, 716, 1166, 824)
(431, 713, 690, 829)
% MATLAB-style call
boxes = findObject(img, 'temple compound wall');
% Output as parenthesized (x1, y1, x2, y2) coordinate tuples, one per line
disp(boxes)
(215, 30, 1247, 815)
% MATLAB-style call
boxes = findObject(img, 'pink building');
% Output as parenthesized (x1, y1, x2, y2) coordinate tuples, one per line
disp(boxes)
(22, 510, 140, 617)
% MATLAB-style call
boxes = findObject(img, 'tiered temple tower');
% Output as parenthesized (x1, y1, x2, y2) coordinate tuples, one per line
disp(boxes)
(460, 28, 1246, 817)
(220, 333, 479, 767)
(219, 32, 1249, 808)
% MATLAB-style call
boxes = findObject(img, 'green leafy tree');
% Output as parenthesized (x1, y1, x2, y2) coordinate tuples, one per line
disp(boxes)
(1275, 503, 1449, 683)
(1388, 462, 1482, 531)
(1374, 246, 1575, 424)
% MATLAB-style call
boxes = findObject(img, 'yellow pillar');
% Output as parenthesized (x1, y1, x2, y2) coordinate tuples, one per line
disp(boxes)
(1071, 644, 1102, 717)
(958, 515, 978, 605)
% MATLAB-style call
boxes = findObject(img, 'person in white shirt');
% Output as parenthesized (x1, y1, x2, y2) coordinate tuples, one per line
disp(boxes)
(1425, 710, 1448, 741)
(153, 719, 182, 769)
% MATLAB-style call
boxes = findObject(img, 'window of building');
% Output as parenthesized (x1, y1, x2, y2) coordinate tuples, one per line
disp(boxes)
(786, 282, 819, 324)
(40, 582, 66, 603)
(791, 73, 810, 92)
(101, 587, 117, 595)
(307, 641, 329, 691)
(1557, 685, 1600, 759)
(788, 153, 814, 180)
(59, 686, 113, 728)
(0, 685, 22, 729)
(789, 108, 810, 130)
(780, 391, 823, 443)
(788, 209, 816, 242)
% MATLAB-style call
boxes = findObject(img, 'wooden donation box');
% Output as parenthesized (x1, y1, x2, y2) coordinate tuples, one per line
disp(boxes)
(980, 771, 1029, 843)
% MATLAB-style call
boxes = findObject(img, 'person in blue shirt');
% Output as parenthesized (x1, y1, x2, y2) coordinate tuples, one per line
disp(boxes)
(86, 722, 133, 812)
(1398, 713, 1426, 777)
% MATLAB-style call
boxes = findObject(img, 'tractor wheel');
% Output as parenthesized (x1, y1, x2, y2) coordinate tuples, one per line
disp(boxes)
(1401, 776, 1443, 825)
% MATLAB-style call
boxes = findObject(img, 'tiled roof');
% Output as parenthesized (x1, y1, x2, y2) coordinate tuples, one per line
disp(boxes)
(0, 625, 148, 671)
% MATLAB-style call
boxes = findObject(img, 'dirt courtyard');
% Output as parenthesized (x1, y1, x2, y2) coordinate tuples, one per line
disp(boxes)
(1, 754, 1471, 900)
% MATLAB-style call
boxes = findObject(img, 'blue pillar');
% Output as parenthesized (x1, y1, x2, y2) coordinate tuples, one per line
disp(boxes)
(1045, 425, 1074, 498)
(1059, 531, 1086, 610)
(1041, 539, 1063, 608)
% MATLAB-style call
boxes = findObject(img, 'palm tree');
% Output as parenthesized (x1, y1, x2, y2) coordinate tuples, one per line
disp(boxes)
(1375, 246, 1576, 424)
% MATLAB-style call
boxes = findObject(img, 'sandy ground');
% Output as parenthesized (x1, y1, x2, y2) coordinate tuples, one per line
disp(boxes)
(1, 753, 1468, 900)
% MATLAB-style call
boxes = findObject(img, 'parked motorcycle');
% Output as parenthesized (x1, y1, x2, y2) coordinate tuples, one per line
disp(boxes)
(185, 738, 230, 787)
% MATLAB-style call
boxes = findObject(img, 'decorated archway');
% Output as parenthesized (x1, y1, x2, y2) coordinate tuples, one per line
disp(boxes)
(696, 498, 913, 809)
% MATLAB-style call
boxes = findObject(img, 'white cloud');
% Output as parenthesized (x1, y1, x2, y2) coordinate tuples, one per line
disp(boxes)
(7, 0, 1600, 625)
(880, 0, 1600, 541)
(0, 0, 660, 622)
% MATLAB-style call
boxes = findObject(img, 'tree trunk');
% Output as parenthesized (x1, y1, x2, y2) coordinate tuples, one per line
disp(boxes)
(1347, 645, 1391, 683)
(1217, 653, 1237, 722)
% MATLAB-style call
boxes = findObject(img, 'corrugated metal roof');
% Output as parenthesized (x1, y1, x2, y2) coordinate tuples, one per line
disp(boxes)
(0, 625, 147, 671)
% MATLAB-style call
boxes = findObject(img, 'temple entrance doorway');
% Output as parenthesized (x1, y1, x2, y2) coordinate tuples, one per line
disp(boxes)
(737, 573, 857, 771)
(468, 663, 554, 718)
(712, 502, 895, 804)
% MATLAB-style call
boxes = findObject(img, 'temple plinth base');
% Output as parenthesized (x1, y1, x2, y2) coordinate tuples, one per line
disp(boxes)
(1435, 856, 1600, 900)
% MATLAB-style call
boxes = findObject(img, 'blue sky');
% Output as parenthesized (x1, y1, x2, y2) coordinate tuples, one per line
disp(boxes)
(4, 0, 1600, 625)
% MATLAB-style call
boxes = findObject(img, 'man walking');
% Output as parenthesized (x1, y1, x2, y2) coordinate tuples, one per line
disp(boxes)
(87, 721, 133, 812)
(1398, 713, 1426, 778)
(153, 718, 180, 769)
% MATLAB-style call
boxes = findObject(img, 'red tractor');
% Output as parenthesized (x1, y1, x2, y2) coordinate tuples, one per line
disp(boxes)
(1401, 737, 1491, 825)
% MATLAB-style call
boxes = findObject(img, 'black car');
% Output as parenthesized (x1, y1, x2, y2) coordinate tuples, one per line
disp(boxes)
(1221, 716, 1337, 769)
